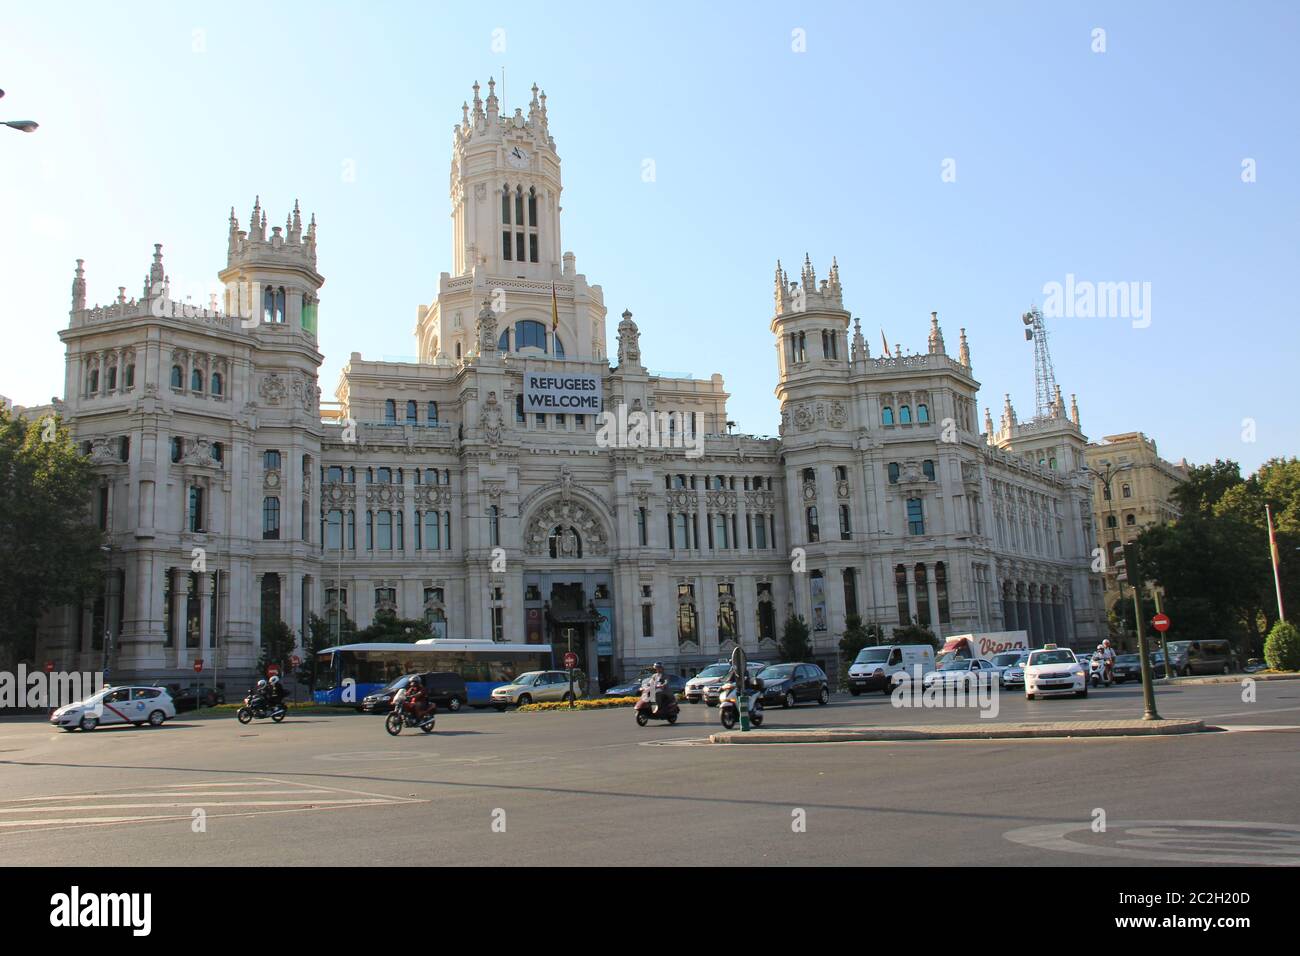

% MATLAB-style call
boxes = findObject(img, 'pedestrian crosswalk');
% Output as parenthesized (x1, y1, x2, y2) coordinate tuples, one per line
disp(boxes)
(0, 777, 421, 834)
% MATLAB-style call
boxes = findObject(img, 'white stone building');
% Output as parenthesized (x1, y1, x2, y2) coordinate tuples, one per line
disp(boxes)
(36, 81, 1104, 689)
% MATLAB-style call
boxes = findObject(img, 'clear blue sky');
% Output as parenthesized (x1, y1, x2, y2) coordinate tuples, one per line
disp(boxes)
(3, 0, 1296, 472)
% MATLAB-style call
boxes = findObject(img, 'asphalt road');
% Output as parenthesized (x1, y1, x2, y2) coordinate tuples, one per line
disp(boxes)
(1, 680, 1297, 866)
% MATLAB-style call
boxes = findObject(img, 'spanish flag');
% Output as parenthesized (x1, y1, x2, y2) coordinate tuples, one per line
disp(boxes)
(551, 282, 559, 333)
(880, 329, 891, 357)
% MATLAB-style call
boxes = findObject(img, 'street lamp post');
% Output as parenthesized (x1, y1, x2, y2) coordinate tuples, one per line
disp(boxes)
(0, 89, 39, 133)
(1094, 460, 1132, 646)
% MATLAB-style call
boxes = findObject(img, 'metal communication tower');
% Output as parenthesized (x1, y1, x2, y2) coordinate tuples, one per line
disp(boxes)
(1021, 305, 1057, 420)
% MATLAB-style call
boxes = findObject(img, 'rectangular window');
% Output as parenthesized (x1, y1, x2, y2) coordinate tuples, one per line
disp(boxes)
(327, 510, 342, 550)
(188, 486, 204, 533)
(839, 504, 852, 541)
(842, 568, 859, 618)
(377, 510, 392, 551)
(529, 233, 539, 263)
(637, 507, 648, 546)
(516, 232, 526, 262)
(502, 231, 512, 261)
(97, 485, 110, 532)
(757, 583, 775, 642)
(754, 515, 768, 550)
(641, 604, 654, 638)
(907, 498, 925, 535)
(492, 605, 504, 642)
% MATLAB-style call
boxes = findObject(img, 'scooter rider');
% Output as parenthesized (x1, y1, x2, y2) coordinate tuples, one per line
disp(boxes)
(248, 678, 269, 707)
(1100, 639, 1116, 684)
(649, 662, 672, 711)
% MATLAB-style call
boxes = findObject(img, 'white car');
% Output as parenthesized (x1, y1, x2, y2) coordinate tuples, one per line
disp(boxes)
(990, 651, 1028, 688)
(922, 657, 998, 689)
(50, 685, 176, 731)
(1023, 646, 1088, 700)
(684, 663, 732, 704)
(490, 670, 582, 709)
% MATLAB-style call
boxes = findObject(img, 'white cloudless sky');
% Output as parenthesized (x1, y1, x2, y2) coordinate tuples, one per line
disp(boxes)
(2, 0, 1297, 472)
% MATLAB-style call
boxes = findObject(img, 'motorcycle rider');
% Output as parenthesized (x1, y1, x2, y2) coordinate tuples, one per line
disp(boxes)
(266, 675, 287, 714)
(724, 655, 761, 714)
(248, 678, 269, 710)
(403, 674, 433, 722)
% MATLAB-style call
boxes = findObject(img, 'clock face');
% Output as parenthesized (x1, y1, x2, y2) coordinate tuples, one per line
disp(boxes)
(507, 145, 530, 169)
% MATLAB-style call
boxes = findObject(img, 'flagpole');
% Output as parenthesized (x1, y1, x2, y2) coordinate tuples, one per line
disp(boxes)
(1267, 503, 1286, 622)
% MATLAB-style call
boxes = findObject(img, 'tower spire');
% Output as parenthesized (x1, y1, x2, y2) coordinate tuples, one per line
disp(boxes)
(927, 311, 946, 355)
(958, 327, 971, 367)
(149, 243, 165, 285)
(1070, 393, 1080, 428)
(71, 259, 86, 311)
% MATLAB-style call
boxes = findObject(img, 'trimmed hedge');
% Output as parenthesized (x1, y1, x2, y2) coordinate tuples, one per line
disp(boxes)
(1264, 620, 1300, 672)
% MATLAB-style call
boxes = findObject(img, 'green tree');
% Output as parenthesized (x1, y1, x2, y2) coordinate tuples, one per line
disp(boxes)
(1170, 459, 1243, 518)
(892, 620, 939, 650)
(778, 614, 813, 662)
(0, 409, 104, 668)
(1263, 620, 1300, 672)
(356, 609, 432, 643)
(257, 620, 297, 676)
(838, 614, 884, 661)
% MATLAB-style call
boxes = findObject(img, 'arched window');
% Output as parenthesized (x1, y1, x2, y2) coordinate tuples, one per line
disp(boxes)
(124, 365, 135, 388)
(917, 403, 930, 423)
(1106, 515, 1118, 528)
(210, 372, 223, 396)
(1122, 483, 1132, 498)
(384, 399, 397, 424)
(547, 525, 583, 559)
(488, 505, 500, 547)
(260, 573, 281, 634)
(170, 365, 184, 389)
(881, 407, 894, 426)
(888, 462, 900, 484)
(88, 369, 99, 394)
(899, 405, 912, 424)
(275, 287, 286, 323)
(513, 320, 548, 352)
(806, 506, 820, 543)
(210, 441, 223, 464)
(455, 341, 462, 361)
(191, 369, 203, 392)
(427, 401, 438, 426)
(1125, 513, 1136, 526)
(406, 400, 418, 424)
(263, 286, 275, 324)
(262, 496, 280, 540)
(107, 366, 117, 390)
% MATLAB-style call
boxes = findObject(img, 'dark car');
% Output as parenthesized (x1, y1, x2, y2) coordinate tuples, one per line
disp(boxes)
(1112, 654, 1142, 683)
(166, 683, 226, 712)
(605, 673, 687, 698)
(1169, 640, 1237, 676)
(361, 671, 468, 713)
(756, 663, 830, 708)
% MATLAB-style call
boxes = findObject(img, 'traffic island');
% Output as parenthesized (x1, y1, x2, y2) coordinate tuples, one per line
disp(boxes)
(708, 718, 1208, 744)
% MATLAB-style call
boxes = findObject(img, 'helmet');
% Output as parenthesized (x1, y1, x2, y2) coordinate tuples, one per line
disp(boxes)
(1103, 639, 1111, 647)
(257, 679, 268, 689)
(409, 674, 423, 687)
(269, 675, 280, 685)
(652, 661, 664, 671)
(1096, 644, 1104, 651)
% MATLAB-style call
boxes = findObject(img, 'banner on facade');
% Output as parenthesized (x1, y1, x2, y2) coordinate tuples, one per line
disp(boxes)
(522, 371, 602, 414)
(811, 574, 827, 632)
(595, 612, 613, 656)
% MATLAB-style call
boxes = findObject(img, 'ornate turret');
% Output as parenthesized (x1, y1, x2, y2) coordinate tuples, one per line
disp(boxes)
(149, 244, 165, 287)
(983, 406, 995, 439)
(617, 309, 643, 370)
(958, 327, 971, 367)
(1000, 393, 1018, 432)
(71, 259, 86, 312)
(1070, 393, 1080, 428)
(851, 316, 867, 362)
(927, 311, 946, 355)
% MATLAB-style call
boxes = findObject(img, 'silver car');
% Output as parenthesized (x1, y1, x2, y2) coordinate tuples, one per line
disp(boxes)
(490, 670, 584, 709)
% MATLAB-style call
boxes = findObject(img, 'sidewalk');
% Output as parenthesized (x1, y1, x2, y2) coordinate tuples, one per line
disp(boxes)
(709, 718, 1207, 744)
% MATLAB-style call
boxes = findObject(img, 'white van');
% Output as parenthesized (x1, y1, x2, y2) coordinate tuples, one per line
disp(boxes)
(847, 645, 935, 695)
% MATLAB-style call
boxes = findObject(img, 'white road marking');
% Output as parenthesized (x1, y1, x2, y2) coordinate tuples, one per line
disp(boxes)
(0, 777, 421, 835)
(1005, 820, 1300, 865)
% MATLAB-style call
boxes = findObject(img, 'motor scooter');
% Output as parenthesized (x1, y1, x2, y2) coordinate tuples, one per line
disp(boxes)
(718, 680, 763, 729)
(634, 680, 679, 726)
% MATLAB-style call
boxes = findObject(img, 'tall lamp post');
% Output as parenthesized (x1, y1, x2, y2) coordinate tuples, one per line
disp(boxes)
(1094, 460, 1132, 645)
(0, 89, 39, 133)
(99, 544, 114, 684)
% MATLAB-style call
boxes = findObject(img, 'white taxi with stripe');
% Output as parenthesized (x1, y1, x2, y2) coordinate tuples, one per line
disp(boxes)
(50, 685, 176, 731)
(1023, 645, 1088, 700)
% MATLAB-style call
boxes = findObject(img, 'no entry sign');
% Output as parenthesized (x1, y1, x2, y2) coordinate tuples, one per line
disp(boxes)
(563, 652, 578, 669)
(193, 659, 204, 673)
(1152, 613, 1171, 632)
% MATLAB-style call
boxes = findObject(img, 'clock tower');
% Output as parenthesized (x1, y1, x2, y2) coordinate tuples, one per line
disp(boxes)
(417, 79, 606, 364)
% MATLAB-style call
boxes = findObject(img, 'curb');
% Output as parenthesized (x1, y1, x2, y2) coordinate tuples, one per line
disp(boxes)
(708, 718, 1207, 744)
(1154, 673, 1300, 686)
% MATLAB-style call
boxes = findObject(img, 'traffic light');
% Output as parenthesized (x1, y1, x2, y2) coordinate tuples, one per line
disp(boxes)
(1122, 543, 1144, 587)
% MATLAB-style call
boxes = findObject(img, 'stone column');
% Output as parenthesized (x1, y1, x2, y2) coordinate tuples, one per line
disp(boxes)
(1017, 584, 1030, 641)
(906, 564, 919, 625)
(172, 568, 188, 670)
(198, 571, 212, 668)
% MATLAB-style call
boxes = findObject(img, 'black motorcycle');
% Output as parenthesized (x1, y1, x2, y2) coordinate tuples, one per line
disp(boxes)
(385, 701, 436, 735)
(236, 694, 286, 724)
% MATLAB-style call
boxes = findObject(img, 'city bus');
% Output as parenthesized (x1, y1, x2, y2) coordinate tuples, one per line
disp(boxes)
(312, 640, 555, 707)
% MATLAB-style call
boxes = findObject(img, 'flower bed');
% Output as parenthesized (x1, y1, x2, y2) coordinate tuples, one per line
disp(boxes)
(516, 696, 639, 712)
